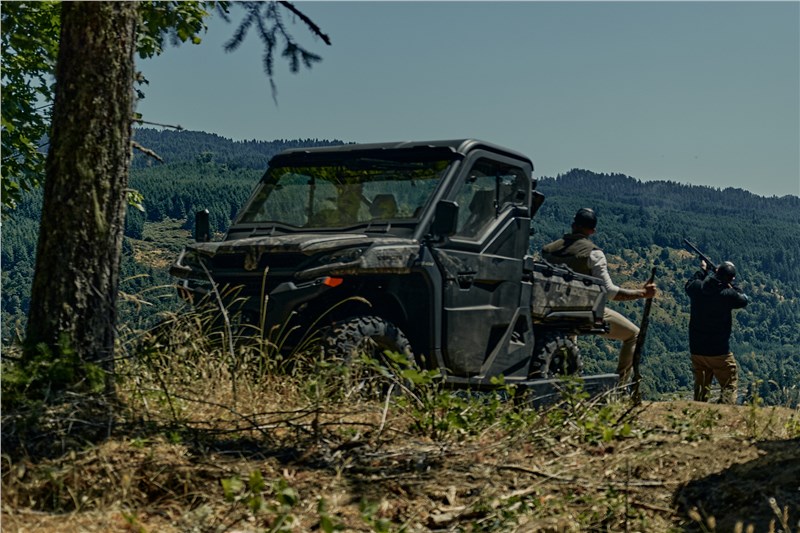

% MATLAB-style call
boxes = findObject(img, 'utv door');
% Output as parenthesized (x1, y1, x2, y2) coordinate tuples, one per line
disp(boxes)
(431, 153, 533, 378)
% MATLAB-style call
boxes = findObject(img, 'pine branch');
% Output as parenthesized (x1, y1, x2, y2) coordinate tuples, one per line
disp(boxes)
(278, 1, 332, 45)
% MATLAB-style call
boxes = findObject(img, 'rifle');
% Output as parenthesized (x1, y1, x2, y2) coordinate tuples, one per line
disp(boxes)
(683, 238, 717, 272)
(631, 266, 656, 405)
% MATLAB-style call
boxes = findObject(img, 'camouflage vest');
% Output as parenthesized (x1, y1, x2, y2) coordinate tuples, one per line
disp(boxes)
(541, 233, 598, 276)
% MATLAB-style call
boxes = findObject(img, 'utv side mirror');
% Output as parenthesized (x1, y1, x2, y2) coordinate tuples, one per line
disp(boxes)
(431, 200, 459, 237)
(531, 190, 545, 217)
(195, 209, 211, 242)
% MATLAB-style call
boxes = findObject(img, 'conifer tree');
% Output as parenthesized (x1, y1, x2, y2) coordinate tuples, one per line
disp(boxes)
(25, 2, 138, 391)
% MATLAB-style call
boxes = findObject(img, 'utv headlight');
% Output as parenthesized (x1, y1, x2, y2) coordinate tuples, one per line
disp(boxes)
(313, 247, 366, 266)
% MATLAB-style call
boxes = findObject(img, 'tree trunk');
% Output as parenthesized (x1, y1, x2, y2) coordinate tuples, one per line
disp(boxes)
(25, 2, 137, 393)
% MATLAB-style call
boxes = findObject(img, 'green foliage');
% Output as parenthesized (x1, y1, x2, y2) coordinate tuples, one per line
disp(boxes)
(119, 512, 147, 533)
(543, 377, 635, 445)
(742, 378, 791, 441)
(0, 1, 216, 212)
(376, 350, 501, 441)
(135, 1, 215, 59)
(318, 499, 346, 533)
(373, 351, 536, 442)
(0, 1, 60, 211)
(464, 490, 540, 532)
(2, 335, 106, 406)
(2, 1, 330, 211)
(784, 414, 800, 438)
(130, 128, 345, 170)
(666, 407, 720, 442)
(219, 473, 303, 532)
(359, 498, 393, 533)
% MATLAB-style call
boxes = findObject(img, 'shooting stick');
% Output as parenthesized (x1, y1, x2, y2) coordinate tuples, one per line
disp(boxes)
(631, 267, 657, 404)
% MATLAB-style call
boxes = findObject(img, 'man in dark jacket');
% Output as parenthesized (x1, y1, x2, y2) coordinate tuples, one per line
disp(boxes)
(685, 260, 749, 404)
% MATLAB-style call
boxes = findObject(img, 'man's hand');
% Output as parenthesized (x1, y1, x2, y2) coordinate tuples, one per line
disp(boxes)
(700, 259, 707, 271)
(642, 283, 657, 299)
(613, 283, 658, 302)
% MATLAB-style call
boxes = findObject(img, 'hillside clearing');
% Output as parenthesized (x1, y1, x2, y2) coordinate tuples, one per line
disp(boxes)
(3, 385, 798, 533)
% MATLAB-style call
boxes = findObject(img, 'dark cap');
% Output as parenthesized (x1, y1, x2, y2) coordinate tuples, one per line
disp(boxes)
(716, 261, 736, 282)
(573, 208, 597, 229)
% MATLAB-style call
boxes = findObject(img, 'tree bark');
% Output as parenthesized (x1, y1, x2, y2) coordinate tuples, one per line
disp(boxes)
(25, 2, 137, 391)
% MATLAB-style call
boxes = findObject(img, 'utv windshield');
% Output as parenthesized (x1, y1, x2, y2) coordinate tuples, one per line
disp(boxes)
(237, 157, 452, 229)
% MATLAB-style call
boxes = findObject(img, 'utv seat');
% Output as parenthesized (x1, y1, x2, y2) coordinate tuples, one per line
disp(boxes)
(462, 189, 495, 235)
(370, 194, 398, 219)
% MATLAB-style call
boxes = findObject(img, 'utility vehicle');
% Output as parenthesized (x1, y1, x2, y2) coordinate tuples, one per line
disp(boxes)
(170, 140, 617, 396)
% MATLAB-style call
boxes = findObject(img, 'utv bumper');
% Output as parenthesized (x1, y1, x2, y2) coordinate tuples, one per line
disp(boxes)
(171, 248, 347, 329)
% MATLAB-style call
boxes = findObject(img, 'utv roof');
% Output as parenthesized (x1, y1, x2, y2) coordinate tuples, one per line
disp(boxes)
(269, 139, 533, 168)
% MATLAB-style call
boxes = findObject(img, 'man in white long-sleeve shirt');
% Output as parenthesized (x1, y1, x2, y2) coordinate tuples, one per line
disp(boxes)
(542, 208, 658, 383)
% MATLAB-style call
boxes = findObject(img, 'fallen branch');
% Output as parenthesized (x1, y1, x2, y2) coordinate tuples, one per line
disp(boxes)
(496, 464, 670, 488)
(494, 463, 575, 483)
(631, 500, 677, 514)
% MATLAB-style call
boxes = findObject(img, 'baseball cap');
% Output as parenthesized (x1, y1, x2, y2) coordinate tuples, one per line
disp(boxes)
(716, 261, 737, 283)
(573, 208, 597, 229)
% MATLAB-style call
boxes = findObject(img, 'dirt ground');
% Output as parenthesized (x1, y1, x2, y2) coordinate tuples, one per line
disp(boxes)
(2, 400, 799, 533)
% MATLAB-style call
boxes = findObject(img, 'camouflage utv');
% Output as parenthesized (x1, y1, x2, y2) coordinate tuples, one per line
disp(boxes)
(170, 139, 615, 397)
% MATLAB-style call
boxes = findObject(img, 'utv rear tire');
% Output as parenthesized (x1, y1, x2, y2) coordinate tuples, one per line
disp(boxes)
(529, 333, 582, 379)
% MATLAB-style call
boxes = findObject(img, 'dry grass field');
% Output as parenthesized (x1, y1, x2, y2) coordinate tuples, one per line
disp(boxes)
(3, 316, 798, 533)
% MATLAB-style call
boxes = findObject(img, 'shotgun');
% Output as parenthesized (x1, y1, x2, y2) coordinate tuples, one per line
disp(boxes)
(631, 266, 657, 404)
(683, 238, 716, 272)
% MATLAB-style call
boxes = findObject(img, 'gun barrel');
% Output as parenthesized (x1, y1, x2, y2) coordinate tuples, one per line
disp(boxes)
(683, 238, 717, 271)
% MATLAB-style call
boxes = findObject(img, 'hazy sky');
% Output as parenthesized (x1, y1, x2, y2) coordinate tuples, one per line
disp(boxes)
(136, 1, 800, 198)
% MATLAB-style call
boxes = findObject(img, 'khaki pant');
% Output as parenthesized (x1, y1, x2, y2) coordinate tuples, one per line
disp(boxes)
(603, 307, 640, 384)
(691, 353, 738, 404)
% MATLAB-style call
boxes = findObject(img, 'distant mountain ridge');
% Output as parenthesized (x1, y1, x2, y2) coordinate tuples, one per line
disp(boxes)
(132, 127, 347, 170)
(538, 170, 799, 220)
(133, 127, 798, 205)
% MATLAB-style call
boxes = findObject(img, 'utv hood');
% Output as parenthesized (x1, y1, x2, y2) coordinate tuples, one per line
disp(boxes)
(172, 233, 422, 281)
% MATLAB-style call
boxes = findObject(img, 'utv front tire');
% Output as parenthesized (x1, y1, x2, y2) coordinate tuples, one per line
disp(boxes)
(322, 315, 413, 362)
(320, 316, 414, 397)
(529, 333, 582, 379)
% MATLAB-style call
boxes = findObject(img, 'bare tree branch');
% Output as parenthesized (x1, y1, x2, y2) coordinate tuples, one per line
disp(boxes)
(278, 1, 332, 45)
(131, 141, 164, 163)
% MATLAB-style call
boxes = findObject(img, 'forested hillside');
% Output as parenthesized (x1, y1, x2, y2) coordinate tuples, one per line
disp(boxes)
(126, 129, 347, 235)
(532, 172, 799, 404)
(3, 129, 798, 405)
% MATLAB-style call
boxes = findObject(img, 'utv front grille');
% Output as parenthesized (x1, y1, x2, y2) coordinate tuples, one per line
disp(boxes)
(209, 252, 310, 271)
